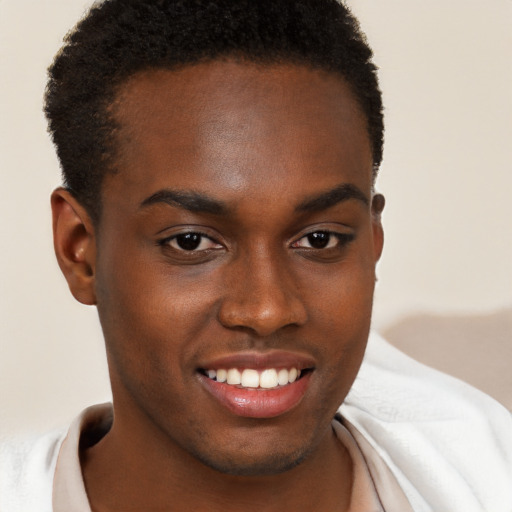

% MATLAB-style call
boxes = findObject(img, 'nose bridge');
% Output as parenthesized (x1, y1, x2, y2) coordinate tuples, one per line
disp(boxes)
(218, 244, 307, 336)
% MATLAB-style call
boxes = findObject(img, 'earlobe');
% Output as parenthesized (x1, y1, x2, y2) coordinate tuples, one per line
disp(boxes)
(51, 188, 97, 305)
(371, 193, 385, 263)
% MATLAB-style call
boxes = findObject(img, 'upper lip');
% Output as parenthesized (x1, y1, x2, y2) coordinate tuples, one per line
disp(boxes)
(197, 350, 316, 371)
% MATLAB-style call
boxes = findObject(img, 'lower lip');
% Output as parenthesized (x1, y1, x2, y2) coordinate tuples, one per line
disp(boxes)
(199, 372, 312, 419)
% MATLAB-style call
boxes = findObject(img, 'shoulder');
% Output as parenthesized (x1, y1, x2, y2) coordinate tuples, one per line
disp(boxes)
(0, 428, 66, 512)
(341, 331, 512, 512)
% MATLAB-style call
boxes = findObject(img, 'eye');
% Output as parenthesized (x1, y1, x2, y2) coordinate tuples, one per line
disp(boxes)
(291, 231, 354, 250)
(162, 232, 222, 252)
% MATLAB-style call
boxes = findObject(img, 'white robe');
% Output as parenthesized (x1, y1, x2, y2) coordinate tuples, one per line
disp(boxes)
(341, 333, 512, 511)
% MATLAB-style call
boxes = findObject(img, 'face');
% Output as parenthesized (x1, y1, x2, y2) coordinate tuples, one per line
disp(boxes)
(91, 60, 383, 475)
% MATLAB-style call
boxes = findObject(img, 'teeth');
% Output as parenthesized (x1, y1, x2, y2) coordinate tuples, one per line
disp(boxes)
(260, 369, 278, 389)
(227, 368, 241, 385)
(277, 369, 289, 386)
(205, 367, 302, 389)
(241, 369, 259, 388)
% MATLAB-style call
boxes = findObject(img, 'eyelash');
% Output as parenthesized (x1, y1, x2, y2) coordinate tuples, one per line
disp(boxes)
(158, 230, 354, 253)
(158, 231, 221, 252)
(291, 231, 355, 250)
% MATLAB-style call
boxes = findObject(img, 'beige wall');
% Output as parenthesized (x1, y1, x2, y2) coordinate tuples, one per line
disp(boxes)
(1, 0, 511, 436)
(348, 1, 512, 328)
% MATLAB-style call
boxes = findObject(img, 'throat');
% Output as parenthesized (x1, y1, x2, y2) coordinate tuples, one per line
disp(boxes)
(81, 416, 353, 512)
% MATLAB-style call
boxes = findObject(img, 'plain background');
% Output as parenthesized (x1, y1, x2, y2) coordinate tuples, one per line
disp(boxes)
(1, 0, 511, 437)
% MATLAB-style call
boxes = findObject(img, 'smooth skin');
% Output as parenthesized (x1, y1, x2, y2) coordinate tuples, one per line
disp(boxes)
(52, 60, 384, 511)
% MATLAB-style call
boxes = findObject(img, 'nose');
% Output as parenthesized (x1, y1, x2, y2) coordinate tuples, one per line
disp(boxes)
(217, 251, 308, 337)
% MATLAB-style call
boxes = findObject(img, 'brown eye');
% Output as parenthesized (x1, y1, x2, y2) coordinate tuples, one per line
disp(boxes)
(306, 232, 331, 249)
(293, 231, 341, 250)
(163, 232, 222, 252)
(175, 233, 203, 251)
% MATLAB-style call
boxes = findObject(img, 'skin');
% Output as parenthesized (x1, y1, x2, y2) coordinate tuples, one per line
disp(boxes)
(52, 60, 384, 511)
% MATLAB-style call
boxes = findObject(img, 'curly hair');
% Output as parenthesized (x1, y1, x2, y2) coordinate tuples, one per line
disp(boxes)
(45, 0, 383, 223)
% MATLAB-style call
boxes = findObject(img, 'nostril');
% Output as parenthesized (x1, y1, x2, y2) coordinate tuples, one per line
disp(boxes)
(218, 296, 308, 336)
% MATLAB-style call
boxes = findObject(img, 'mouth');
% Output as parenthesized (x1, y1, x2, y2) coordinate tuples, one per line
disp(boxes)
(196, 353, 315, 419)
(198, 366, 312, 390)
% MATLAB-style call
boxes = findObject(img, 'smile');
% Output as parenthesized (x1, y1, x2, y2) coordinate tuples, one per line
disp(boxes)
(197, 353, 315, 418)
(201, 367, 303, 389)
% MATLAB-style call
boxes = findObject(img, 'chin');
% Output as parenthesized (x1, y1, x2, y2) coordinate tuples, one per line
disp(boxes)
(194, 445, 312, 477)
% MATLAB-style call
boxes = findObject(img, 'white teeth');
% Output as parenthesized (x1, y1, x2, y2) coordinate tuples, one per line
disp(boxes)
(277, 368, 289, 386)
(259, 369, 278, 389)
(227, 368, 241, 385)
(206, 367, 302, 389)
(241, 369, 259, 388)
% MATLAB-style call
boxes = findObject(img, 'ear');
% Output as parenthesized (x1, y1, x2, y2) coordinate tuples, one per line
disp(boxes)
(51, 188, 97, 305)
(371, 193, 385, 263)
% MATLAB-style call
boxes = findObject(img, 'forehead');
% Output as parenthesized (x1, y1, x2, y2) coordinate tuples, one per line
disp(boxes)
(105, 60, 372, 210)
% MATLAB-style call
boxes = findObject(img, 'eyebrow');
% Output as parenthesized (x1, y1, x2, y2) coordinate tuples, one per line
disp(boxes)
(140, 182, 368, 215)
(295, 183, 369, 213)
(140, 189, 229, 215)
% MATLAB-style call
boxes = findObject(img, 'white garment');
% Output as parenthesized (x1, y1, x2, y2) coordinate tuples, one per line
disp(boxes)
(341, 333, 512, 511)
(1, 332, 511, 511)
(0, 427, 63, 512)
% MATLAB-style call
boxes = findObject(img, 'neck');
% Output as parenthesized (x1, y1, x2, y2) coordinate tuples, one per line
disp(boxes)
(81, 403, 353, 512)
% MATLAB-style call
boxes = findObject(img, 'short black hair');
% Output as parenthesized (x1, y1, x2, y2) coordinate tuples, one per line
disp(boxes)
(45, 0, 383, 223)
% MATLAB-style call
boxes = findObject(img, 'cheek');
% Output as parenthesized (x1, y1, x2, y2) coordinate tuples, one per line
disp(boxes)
(304, 250, 376, 327)
(94, 249, 217, 381)
(303, 248, 375, 384)
(94, 260, 220, 434)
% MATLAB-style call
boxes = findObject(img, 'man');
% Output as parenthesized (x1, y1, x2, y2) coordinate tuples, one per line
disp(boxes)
(1, 0, 511, 510)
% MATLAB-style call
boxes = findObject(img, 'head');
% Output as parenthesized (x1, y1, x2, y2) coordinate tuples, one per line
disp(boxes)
(48, 0, 385, 477)
(45, 0, 383, 225)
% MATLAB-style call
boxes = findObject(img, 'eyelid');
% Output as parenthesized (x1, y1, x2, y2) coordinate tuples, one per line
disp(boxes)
(290, 223, 354, 244)
(157, 228, 224, 252)
(291, 231, 354, 248)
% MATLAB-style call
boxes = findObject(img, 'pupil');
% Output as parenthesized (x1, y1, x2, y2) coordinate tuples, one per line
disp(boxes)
(308, 232, 330, 249)
(176, 233, 201, 251)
